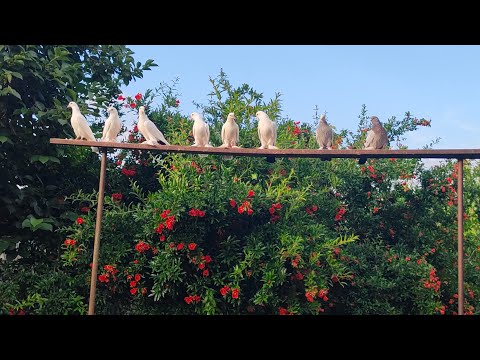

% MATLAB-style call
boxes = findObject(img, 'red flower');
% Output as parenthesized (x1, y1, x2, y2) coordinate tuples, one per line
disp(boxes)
(135, 93, 142, 101)
(220, 286, 230, 296)
(331, 275, 339, 283)
(431, 248, 436, 254)
(130, 288, 137, 295)
(130, 281, 137, 288)
(373, 206, 379, 214)
(177, 242, 184, 251)
(247, 190, 255, 198)
(273, 203, 282, 210)
(295, 272, 304, 280)
(121, 168, 136, 177)
(175, 99, 180, 106)
(160, 209, 171, 219)
(155, 223, 165, 234)
(117, 95, 125, 101)
(133, 260, 139, 264)
(198, 263, 205, 270)
(165, 216, 175, 230)
(405, 256, 411, 261)
(184, 296, 193, 304)
(197, 210, 205, 217)
(134, 273, 141, 282)
(333, 247, 340, 255)
(188, 209, 197, 217)
(231, 288, 239, 299)
(80, 207, 90, 213)
(229, 199, 236, 208)
(159, 235, 166, 242)
(305, 292, 314, 302)
(311, 205, 318, 212)
(141, 288, 147, 295)
(247, 209, 253, 216)
(98, 274, 109, 283)
(279, 307, 288, 315)
(169, 242, 175, 249)
(133, 125, 138, 132)
(204, 255, 212, 263)
(188, 243, 197, 251)
(112, 193, 123, 202)
(130, 103, 136, 109)
(76, 217, 84, 225)
(202, 269, 209, 277)
(135, 241, 150, 253)
(64, 239, 76, 247)
(238, 206, 245, 214)
(269, 207, 275, 215)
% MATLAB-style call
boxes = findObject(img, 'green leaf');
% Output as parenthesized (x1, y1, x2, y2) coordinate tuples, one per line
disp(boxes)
(0, 135, 8, 143)
(5, 86, 21, 99)
(11, 72, 23, 80)
(38, 156, 50, 164)
(30, 217, 43, 228)
(0, 239, 10, 253)
(36, 223, 53, 232)
(21, 219, 31, 228)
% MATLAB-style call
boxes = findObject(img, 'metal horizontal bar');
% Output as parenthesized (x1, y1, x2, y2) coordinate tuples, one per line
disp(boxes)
(49, 138, 480, 159)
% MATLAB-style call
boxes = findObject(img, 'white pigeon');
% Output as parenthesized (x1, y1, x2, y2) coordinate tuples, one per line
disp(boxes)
(316, 114, 333, 149)
(219, 112, 240, 160)
(67, 101, 98, 153)
(137, 106, 170, 146)
(101, 106, 122, 142)
(255, 111, 278, 149)
(190, 112, 212, 157)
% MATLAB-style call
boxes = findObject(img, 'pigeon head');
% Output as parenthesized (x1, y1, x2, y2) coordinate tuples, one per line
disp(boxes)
(107, 106, 117, 114)
(371, 116, 381, 126)
(227, 112, 236, 121)
(320, 114, 327, 123)
(190, 112, 203, 121)
(67, 101, 77, 110)
(255, 111, 268, 121)
(139, 106, 146, 114)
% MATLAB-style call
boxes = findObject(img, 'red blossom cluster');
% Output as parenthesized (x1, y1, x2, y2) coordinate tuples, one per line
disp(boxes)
(334, 206, 346, 221)
(190, 254, 212, 277)
(155, 209, 175, 241)
(184, 294, 201, 304)
(291, 254, 301, 267)
(269, 202, 282, 223)
(191, 161, 203, 174)
(305, 205, 318, 216)
(64, 239, 76, 247)
(238, 200, 253, 215)
(98, 264, 119, 283)
(135, 241, 150, 253)
(76, 217, 83, 225)
(422, 268, 441, 292)
(128, 273, 146, 295)
(287, 121, 308, 136)
(121, 168, 136, 177)
(112, 193, 123, 202)
(278, 307, 293, 315)
(189, 208, 205, 217)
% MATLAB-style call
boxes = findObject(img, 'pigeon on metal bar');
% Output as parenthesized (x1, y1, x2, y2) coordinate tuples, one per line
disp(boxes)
(255, 111, 278, 163)
(359, 116, 389, 164)
(101, 106, 122, 142)
(137, 106, 170, 146)
(219, 112, 240, 160)
(67, 101, 99, 153)
(316, 114, 333, 149)
(190, 112, 212, 157)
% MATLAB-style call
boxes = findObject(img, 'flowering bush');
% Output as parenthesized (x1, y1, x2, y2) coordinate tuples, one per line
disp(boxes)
(1, 71, 479, 315)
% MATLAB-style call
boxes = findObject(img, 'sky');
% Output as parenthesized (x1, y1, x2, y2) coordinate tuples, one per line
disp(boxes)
(121, 45, 480, 151)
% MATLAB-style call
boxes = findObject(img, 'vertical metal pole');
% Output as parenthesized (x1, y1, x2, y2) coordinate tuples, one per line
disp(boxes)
(457, 159, 464, 315)
(88, 148, 108, 315)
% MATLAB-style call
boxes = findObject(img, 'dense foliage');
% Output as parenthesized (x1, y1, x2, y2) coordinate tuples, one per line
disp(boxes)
(1, 63, 478, 315)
